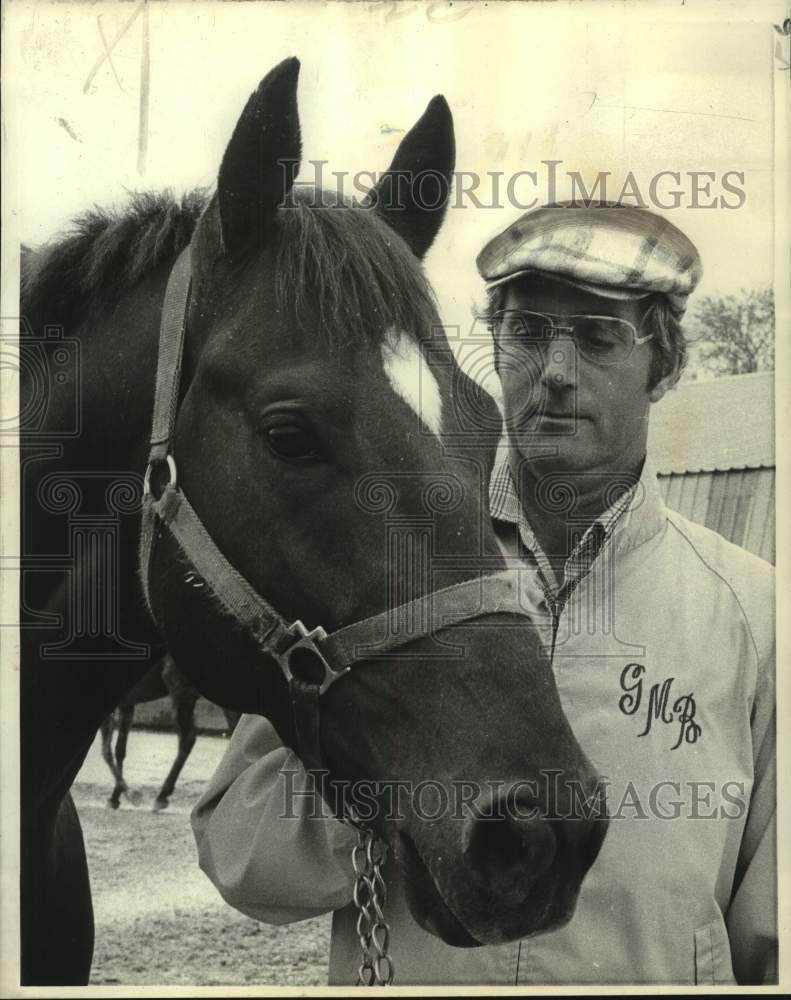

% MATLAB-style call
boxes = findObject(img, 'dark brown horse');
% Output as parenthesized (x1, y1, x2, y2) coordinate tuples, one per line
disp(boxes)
(20, 58, 607, 985)
(99, 653, 239, 811)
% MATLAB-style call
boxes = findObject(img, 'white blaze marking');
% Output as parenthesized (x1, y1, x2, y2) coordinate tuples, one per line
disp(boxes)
(381, 328, 443, 436)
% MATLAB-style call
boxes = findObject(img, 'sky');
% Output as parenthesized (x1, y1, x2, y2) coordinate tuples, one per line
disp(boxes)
(2, 0, 785, 369)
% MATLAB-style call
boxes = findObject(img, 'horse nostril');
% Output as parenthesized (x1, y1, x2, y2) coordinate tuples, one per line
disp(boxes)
(462, 808, 557, 899)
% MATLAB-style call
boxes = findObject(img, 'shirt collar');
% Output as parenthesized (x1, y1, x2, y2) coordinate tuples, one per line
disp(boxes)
(489, 444, 643, 604)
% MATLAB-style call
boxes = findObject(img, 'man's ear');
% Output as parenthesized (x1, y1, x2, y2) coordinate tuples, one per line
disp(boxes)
(648, 371, 676, 404)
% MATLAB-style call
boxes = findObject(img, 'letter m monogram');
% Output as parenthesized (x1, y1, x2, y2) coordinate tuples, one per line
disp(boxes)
(637, 678, 675, 737)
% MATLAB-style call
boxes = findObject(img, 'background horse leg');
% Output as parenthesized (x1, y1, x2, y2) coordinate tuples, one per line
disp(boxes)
(99, 713, 121, 808)
(100, 713, 124, 809)
(153, 690, 198, 811)
(114, 704, 142, 806)
(100, 707, 141, 808)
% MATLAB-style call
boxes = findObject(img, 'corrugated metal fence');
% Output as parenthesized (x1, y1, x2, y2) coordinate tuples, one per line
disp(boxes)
(651, 371, 775, 565)
(658, 467, 775, 564)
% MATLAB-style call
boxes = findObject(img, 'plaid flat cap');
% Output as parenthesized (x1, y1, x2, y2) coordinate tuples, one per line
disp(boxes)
(476, 203, 703, 316)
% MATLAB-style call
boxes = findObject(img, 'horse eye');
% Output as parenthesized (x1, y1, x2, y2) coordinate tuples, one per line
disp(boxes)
(266, 425, 321, 461)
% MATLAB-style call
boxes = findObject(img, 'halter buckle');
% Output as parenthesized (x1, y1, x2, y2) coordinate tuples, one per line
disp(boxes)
(276, 620, 349, 695)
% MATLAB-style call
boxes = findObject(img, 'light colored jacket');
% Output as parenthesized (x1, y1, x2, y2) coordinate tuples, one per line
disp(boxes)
(191, 460, 776, 985)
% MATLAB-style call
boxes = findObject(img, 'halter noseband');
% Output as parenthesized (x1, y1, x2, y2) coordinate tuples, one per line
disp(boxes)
(139, 245, 545, 784)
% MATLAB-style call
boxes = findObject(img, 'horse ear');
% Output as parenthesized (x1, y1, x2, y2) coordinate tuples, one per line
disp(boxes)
(217, 57, 302, 254)
(364, 95, 455, 259)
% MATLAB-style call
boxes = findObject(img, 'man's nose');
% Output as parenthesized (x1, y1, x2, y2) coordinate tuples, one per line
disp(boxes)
(540, 336, 577, 389)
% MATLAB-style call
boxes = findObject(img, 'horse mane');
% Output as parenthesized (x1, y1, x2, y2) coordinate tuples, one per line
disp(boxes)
(21, 190, 207, 327)
(21, 187, 440, 349)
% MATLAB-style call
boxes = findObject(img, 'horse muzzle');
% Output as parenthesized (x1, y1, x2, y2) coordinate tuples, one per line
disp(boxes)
(397, 780, 609, 947)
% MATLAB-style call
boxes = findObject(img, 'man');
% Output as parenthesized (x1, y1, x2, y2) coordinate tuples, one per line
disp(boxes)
(191, 203, 776, 985)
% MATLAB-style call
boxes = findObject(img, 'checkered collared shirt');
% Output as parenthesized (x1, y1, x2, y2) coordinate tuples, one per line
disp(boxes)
(489, 450, 637, 618)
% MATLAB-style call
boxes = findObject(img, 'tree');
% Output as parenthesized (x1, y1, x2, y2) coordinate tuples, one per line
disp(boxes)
(685, 287, 775, 379)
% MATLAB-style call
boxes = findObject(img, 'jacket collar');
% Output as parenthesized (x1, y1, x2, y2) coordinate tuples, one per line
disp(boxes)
(608, 453, 667, 557)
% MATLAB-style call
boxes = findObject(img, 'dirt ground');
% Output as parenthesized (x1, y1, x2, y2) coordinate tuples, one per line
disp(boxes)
(73, 729, 332, 986)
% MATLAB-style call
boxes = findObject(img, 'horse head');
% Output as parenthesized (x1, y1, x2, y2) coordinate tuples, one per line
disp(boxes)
(147, 57, 607, 947)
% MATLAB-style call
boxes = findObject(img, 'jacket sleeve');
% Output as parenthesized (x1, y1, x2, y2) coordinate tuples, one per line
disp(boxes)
(725, 631, 777, 985)
(191, 713, 357, 924)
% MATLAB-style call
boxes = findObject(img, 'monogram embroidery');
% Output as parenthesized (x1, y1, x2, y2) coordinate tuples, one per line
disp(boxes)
(618, 663, 702, 749)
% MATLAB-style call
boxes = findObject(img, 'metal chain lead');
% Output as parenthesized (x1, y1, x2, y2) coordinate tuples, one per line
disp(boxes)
(348, 814, 394, 986)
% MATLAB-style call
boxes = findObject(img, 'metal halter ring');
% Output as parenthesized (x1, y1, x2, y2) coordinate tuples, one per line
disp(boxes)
(143, 454, 177, 500)
(274, 620, 350, 695)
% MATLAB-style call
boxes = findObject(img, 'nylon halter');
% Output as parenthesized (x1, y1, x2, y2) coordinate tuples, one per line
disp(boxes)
(139, 245, 542, 780)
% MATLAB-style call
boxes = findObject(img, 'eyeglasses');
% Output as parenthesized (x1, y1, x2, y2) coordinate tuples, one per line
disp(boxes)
(489, 309, 654, 368)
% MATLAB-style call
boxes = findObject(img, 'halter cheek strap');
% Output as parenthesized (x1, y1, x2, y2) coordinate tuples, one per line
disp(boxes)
(139, 245, 550, 783)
